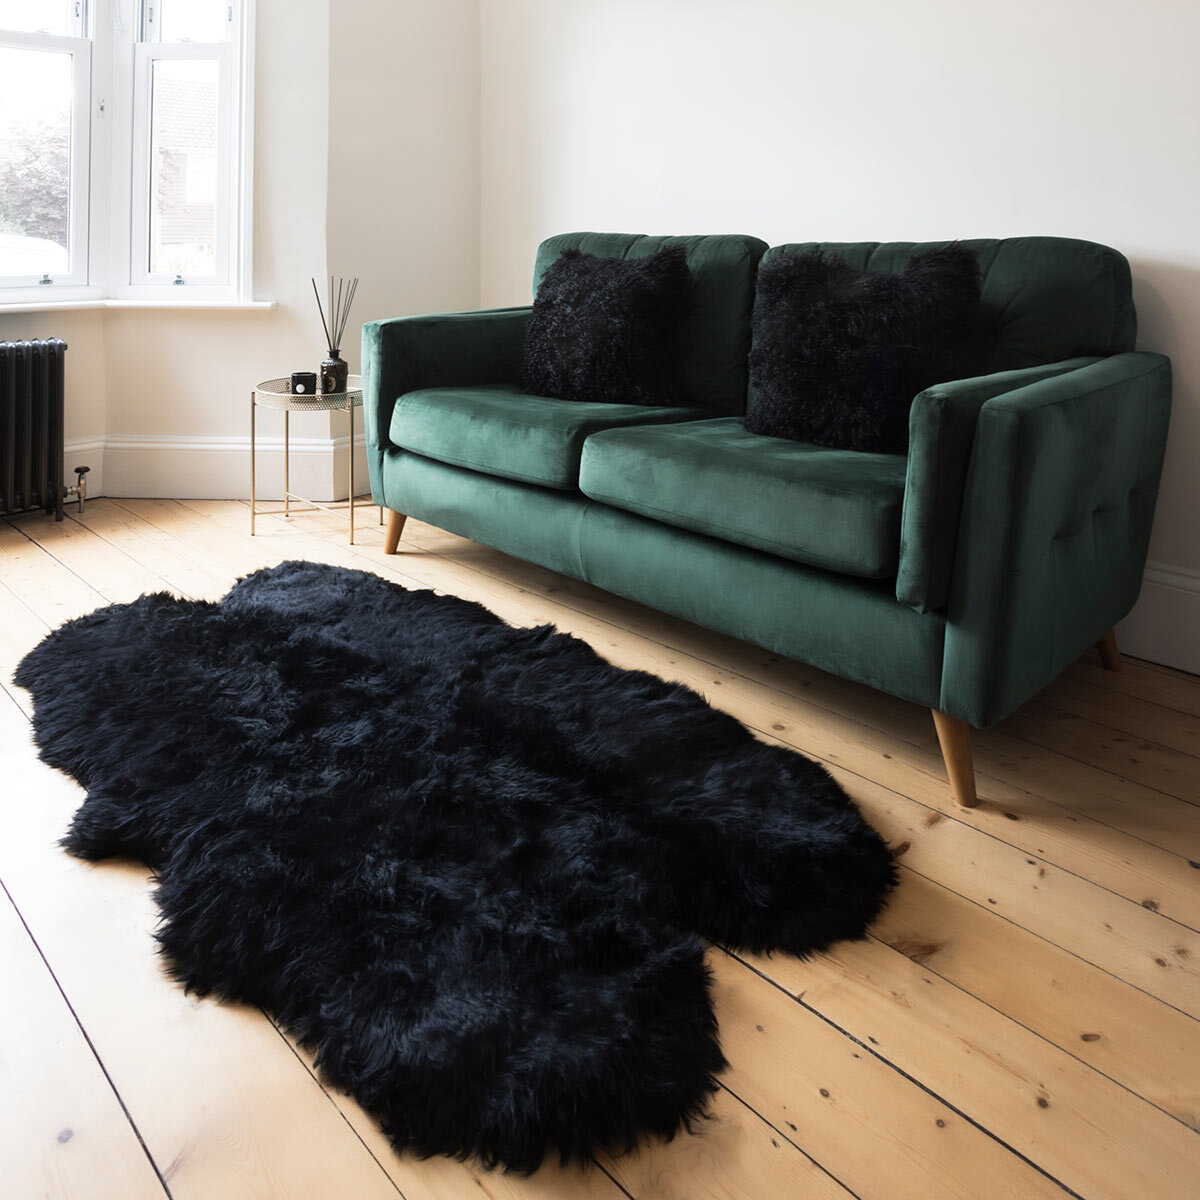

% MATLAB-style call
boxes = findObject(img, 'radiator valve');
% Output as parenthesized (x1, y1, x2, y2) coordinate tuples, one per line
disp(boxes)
(67, 466, 90, 514)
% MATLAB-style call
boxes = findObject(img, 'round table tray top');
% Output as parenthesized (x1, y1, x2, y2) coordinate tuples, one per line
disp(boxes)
(254, 375, 363, 411)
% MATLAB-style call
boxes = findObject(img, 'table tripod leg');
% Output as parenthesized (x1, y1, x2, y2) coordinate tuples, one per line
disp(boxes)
(250, 391, 256, 535)
(348, 402, 355, 544)
(284, 410, 290, 517)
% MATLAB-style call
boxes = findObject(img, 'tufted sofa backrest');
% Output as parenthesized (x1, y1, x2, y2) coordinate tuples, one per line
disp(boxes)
(760, 237, 1136, 377)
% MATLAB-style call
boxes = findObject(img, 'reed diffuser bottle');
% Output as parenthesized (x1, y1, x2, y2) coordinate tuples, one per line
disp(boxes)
(313, 275, 359, 394)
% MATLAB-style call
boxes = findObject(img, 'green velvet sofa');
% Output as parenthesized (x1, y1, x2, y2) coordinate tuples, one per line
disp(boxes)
(362, 233, 1172, 807)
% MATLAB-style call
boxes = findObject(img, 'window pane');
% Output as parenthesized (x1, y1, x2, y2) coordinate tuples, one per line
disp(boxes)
(148, 57, 219, 277)
(0, 45, 72, 278)
(0, 1, 77, 36)
(152, 0, 229, 43)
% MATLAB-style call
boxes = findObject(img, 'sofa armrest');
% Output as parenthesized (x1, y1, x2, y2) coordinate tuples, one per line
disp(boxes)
(361, 306, 531, 456)
(897, 357, 1101, 612)
(938, 352, 1172, 727)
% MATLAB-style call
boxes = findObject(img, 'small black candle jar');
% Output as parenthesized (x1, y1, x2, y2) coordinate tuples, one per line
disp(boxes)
(291, 371, 318, 396)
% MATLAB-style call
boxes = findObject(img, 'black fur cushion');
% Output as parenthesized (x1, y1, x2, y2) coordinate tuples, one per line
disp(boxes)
(745, 245, 982, 451)
(16, 562, 895, 1172)
(522, 246, 691, 405)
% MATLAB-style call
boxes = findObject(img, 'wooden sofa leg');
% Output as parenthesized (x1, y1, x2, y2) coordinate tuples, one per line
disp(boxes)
(384, 510, 408, 555)
(1096, 627, 1122, 673)
(931, 710, 979, 808)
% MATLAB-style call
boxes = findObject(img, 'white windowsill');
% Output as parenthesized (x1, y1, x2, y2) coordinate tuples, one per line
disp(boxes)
(106, 299, 278, 310)
(0, 299, 277, 314)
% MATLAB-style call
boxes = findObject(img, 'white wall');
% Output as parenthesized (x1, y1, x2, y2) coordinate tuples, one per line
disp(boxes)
(327, 0, 481, 490)
(479, 0, 1200, 670)
(328, 0, 481, 368)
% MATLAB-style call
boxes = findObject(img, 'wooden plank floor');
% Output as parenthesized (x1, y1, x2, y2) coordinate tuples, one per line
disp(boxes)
(1, 497, 1198, 1199)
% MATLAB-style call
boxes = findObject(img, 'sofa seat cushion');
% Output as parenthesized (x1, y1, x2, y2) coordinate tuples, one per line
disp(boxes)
(579, 418, 907, 578)
(390, 384, 701, 491)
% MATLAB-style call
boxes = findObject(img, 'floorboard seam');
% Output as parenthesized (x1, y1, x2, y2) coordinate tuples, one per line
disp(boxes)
(1, 517, 115, 605)
(724, 949, 1086, 1200)
(741, 715, 1200, 938)
(264, 1013, 407, 1198)
(715, 1081, 865, 1200)
(0, 874, 176, 1199)
(60, 512, 202, 602)
(868, 890, 1200, 1132)
(1017, 698, 1200, 767)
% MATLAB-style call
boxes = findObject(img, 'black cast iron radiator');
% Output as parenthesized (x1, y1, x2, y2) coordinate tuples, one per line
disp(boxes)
(1, 339, 68, 521)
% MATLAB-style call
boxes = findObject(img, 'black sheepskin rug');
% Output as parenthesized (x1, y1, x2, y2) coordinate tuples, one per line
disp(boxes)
(16, 562, 895, 1172)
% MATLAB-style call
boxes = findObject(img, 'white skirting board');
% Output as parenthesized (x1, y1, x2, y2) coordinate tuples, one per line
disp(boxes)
(68, 434, 371, 504)
(1117, 562, 1200, 675)
(62, 435, 1200, 674)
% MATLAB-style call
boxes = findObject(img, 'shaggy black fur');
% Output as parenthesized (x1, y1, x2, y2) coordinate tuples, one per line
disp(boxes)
(522, 246, 691, 405)
(745, 244, 981, 451)
(15, 562, 895, 1172)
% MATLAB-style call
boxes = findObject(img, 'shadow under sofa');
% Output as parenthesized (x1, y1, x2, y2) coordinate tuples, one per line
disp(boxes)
(362, 233, 1172, 808)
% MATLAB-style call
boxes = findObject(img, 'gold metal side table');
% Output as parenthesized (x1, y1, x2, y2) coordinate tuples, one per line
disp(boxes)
(250, 375, 377, 544)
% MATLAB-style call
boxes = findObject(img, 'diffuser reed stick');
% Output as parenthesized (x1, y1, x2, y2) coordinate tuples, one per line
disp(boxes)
(311, 278, 333, 350)
(312, 275, 360, 356)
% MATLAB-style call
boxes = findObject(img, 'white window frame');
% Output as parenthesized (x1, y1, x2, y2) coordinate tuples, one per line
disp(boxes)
(0, 27, 92, 291)
(126, 38, 235, 294)
(0, 0, 254, 305)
